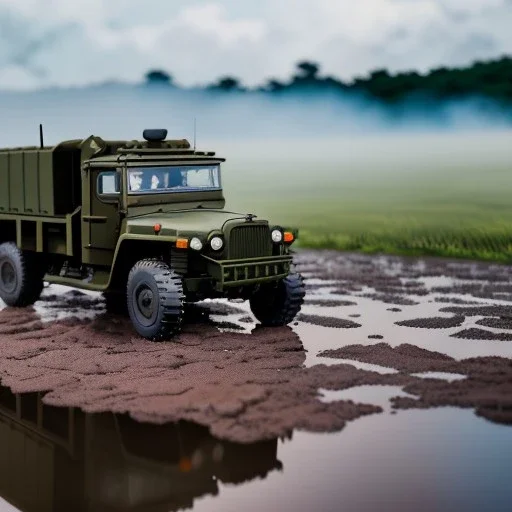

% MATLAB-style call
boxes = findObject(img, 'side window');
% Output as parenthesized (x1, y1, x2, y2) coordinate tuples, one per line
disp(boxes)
(97, 171, 120, 196)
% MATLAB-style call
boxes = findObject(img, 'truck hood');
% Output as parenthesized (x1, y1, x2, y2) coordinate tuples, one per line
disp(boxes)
(126, 209, 257, 237)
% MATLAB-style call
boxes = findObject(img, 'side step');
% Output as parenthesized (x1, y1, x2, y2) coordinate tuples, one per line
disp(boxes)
(45, 269, 111, 292)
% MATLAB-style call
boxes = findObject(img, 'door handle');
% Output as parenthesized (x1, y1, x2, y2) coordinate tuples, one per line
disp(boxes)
(82, 215, 108, 223)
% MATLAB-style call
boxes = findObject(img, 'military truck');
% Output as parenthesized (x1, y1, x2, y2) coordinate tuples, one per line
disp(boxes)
(0, 128, 305, 340)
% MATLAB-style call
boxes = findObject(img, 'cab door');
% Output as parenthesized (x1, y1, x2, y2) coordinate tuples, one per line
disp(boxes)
(81, 167, 122, 266)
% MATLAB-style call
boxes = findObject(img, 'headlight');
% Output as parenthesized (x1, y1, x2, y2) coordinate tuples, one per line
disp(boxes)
(190, 237, 203, 251)
(271, 229, 283, 243)
(210, 236, 224, 251)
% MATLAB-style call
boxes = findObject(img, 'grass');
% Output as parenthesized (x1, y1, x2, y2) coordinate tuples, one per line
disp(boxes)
(221, 143, 512, 263)
(295, 227, 512, 262)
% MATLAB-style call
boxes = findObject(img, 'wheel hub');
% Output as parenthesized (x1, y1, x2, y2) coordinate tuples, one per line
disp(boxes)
(0, 260, 17, 294)
(136, 286, 155, 319)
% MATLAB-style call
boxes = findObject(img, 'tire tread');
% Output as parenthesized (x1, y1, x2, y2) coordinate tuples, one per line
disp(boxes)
(127, 258, 185, 341)
(250, 272, 306, 326)
(0, 242, 44, 307)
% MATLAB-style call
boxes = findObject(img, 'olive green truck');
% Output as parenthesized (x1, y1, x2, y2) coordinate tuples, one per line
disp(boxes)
(0, 129, 305, 340)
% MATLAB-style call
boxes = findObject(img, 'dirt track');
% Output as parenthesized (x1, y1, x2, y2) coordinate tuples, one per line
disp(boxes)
(0, 250, 511, 443)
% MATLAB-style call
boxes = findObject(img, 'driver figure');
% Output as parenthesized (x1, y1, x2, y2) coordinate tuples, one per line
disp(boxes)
(129, 172, 143, 191)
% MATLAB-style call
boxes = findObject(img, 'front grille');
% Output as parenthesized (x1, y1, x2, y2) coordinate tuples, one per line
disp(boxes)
(229, 224, 272, 259)
(222, 259, 290, 285)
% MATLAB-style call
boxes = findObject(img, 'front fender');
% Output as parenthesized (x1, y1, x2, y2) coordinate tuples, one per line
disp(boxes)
(107, 233, 179, 288)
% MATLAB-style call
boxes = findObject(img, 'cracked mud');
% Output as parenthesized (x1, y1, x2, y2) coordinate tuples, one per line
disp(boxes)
(1, 250, 512, 443)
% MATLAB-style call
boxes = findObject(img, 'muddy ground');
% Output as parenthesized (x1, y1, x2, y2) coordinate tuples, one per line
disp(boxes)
(0, 250, 511, 443)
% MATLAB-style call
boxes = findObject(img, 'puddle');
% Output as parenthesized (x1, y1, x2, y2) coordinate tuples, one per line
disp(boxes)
(418, 275, 468, 290)
(193, 408, 512, 512)
(295, 292, 512, 363)
(314, 356, 398, 374)
(0, 387, 282, 512)
(318, 385, 416, 412)
(412, 372, 467, 382)
(1, 389, 511, 512)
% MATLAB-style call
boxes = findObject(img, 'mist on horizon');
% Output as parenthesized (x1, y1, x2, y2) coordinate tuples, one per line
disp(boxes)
(0, 85, 511, 148)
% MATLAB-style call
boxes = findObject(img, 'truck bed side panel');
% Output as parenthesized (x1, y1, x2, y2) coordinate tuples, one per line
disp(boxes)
(0, 153, 9, 212)
(24, 151, 40, 214)
(8, 152, 24, 213)
(38, 152, 54, 215)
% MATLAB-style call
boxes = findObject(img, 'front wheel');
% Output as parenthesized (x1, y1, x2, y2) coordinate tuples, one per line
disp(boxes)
(126, 259, 185, 341)
(249, 273, 306, 326)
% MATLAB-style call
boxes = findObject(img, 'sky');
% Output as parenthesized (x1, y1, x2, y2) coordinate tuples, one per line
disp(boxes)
(0, 0, 511, 90)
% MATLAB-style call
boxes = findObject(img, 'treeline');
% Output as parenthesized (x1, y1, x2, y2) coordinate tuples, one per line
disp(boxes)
(144, 56, 512, 104)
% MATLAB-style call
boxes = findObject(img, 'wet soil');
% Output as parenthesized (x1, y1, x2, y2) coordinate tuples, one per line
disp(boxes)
(476, 317, 512, 330)
(297, 313, 361, 329)
(0, 303, 386, 443)
(321, 342, 512, 424)
(304, 298, 357, 307)
(1, 249, 512, 443)
(451, 328, 512, 341)
(395, 315, 465, 329)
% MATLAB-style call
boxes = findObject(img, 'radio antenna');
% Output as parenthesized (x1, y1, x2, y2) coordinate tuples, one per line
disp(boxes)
(39, 124, 44, 149)
(193, 117, 197, 151)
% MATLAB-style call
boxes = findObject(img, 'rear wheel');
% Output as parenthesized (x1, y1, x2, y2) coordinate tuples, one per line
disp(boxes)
(249, 273, 305, 326)
(127, 259, 184, 341)
(0, 242, 45, 307)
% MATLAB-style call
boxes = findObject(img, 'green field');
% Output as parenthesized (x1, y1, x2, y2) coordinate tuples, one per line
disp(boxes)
(216, 132, 512, 262)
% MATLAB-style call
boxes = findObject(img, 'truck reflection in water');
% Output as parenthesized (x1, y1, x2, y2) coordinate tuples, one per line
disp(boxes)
(0, 385, 282, 512)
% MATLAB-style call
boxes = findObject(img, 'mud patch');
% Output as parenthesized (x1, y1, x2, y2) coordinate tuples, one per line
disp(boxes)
(304, 299, 357, 307)
(321, 343, 454, 373)
(440, 305, 512, 317)
(476, 317, 512, 330)
(434, 297, 484, 305)
(431, 283, 512, 302)
(451, 328, 512, 341)
(361, 293, 419, 306)
(395, 315, 465, 329)
(321, 342, 512, 425)
(297, 314, 361, 329)
(211, 321, 245, 331)
(0, 307, 392, 443)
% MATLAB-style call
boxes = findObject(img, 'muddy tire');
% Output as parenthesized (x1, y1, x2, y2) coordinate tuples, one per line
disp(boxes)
(0, 242, 45, 307)
(249, 273, 306, 326)
(127, 259, 184, 341)
(103, 290, 128, 316)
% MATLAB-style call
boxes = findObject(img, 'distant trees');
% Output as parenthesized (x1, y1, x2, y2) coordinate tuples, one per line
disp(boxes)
(351, 56, 512, 103)
(261, 60, 345, 93)
(264, 79, 286, 92)
(142, 56, 512, 105)
(145, 69, 174, 86)
(295, 61, 320, 80)
(208, 76, 244, 92)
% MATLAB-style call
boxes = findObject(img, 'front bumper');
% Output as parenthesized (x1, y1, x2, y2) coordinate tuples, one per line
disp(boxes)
(202, 254, 292, 291)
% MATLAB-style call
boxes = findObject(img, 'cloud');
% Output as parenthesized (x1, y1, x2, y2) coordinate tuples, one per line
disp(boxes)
(0, 0, 511, 90)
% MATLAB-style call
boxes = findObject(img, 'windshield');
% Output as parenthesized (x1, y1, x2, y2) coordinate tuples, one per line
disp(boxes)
(127, 165, 221, 194)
